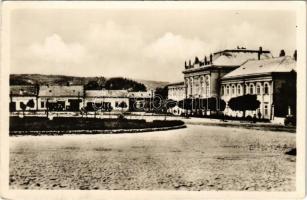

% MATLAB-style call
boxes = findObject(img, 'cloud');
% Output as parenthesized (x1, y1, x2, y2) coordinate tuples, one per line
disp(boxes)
(144, 32, 212, 63)
(29, 34, 86, 64)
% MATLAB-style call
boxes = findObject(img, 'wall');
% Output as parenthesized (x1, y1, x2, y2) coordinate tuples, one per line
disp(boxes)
(273, 72, 296, 118)
(11, 96, 37, 111)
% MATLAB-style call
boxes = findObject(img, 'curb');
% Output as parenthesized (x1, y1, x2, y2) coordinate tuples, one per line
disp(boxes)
(10, 125, 187, 136)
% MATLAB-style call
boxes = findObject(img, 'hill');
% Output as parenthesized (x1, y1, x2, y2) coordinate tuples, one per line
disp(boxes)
(9, 74, 169, 91)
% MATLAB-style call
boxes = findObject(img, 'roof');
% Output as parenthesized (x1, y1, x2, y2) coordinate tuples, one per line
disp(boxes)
(167, 81, 184, 87)
(183, 48, 273, 73)
(86, 90, 128, 98)
(212, 51, 273, 66)
(39, 85, 84, 97)
(222, 56, 296, 79)
(10, 85, 38, 96)
(128, 91, 152, 98)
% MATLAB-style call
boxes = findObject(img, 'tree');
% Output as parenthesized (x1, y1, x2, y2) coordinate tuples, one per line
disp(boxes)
(178, 98, 193, 116)
(20, 102, 27, 117)
(228, 95, 260, 118)
(154, 86, 168, 100)
(26, 99, 35, 109)
(84, 80, 102, 90)
(118, 101, 128, 112)
(293, 50, 297, 61)
(279, 49, 286, 57)
(105, 77, 146, 92)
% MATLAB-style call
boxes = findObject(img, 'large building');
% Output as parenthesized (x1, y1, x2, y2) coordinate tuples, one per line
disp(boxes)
(221, 56, 296, 122)
(167, 82, 185, 101)
(167, 46, 297, 122)
(167, 82, 185, 115)
(182, 47, 272, 99)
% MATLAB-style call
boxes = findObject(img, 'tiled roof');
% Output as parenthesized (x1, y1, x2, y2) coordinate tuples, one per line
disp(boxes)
(10, 85, 38, 96)
(222, 56, 296, 79)
(128, 91, 152, 98)
(86, 90, 128, 98)
(39, 85, 84, 97)
(212, 51, 273, 66)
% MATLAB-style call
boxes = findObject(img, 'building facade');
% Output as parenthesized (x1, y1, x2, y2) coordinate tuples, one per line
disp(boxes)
(221, 56, 296, 122)
(167, 82, 185, 101)
(167, 82, 185, 115)
(84, 90, 129, 111)
(9, 85, 38, 112)
(182, 47, 273, 100)
(38, 85, 84, 111)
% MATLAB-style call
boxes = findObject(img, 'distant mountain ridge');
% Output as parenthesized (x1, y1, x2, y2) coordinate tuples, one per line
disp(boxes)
(10, 74, 170, 91)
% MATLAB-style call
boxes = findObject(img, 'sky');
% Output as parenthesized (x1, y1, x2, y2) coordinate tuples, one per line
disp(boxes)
(10, 9, 296, 82)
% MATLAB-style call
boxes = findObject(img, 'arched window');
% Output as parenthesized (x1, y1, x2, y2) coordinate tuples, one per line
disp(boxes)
(205, 75, 210, 97)
(231, 85, 235, 95)
(221, 86, 224, 96)
(200, 76, 204, 94)
(237, 85, 241, 95)
(190, 78, 193, 96)
(250, 84, 255, 94)
(226, 85, 230, 95)
(264, 83, 269, 95)
(256, 84, 261, 95)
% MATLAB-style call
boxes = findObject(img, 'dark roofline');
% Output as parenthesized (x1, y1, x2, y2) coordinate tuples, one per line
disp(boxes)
(167, 82, 184, 87)
(182, 65, 239, 74)
(221, 71, 296, 81)
(213, 49, 270, 55)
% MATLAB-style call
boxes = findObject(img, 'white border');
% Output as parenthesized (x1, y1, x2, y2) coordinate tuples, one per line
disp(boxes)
(0, 1, 306, 200)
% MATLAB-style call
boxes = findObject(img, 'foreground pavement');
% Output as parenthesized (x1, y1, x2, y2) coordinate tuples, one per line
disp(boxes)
(10, 125, 296, 191)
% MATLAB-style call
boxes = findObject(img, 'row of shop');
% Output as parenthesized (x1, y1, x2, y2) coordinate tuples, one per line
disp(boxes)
(9, 85, 153, 112)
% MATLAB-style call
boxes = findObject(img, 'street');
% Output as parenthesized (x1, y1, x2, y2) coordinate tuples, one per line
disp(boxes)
(10, 124, 296, 191)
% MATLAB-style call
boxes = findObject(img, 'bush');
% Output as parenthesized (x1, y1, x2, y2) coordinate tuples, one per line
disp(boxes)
(9, 117, 184, 133)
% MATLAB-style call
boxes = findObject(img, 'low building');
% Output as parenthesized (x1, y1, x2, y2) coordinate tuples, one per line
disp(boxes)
(38, 85, 84, 111)
(167, 82, 185, 115)
(85, 90, 129, 111)
(221, 56, 296, 123)
(9, 85, 38, 112)
(128, 91, 153, 111)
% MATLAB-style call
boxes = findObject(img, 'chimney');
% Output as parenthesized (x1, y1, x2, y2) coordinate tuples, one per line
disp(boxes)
(204, 56, 207, 65)
(293, 50, 297, 61)
(258, 46, 263, 60)
(279, 49, 286, 57)
(209, 54, 213, 64)
(194, 57, 199, 64)
(189, 60, 192, 68)
(184, 61, 187, 69)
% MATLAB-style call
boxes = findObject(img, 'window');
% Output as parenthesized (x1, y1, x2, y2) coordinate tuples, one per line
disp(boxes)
(226, 85, 230, 95)
(264, 83, 269, 95)
(115, 102, 119, 107)
(250, 84, 255, 94)
(221, 86, 224, 95)
(264, 104, 269, 116)
(237, 85, 241, 95)
(245, 85, 249, 94)
(41, 101, 45, 108)
(231, 85, 235, 95)
(256, 84, 261, 95)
